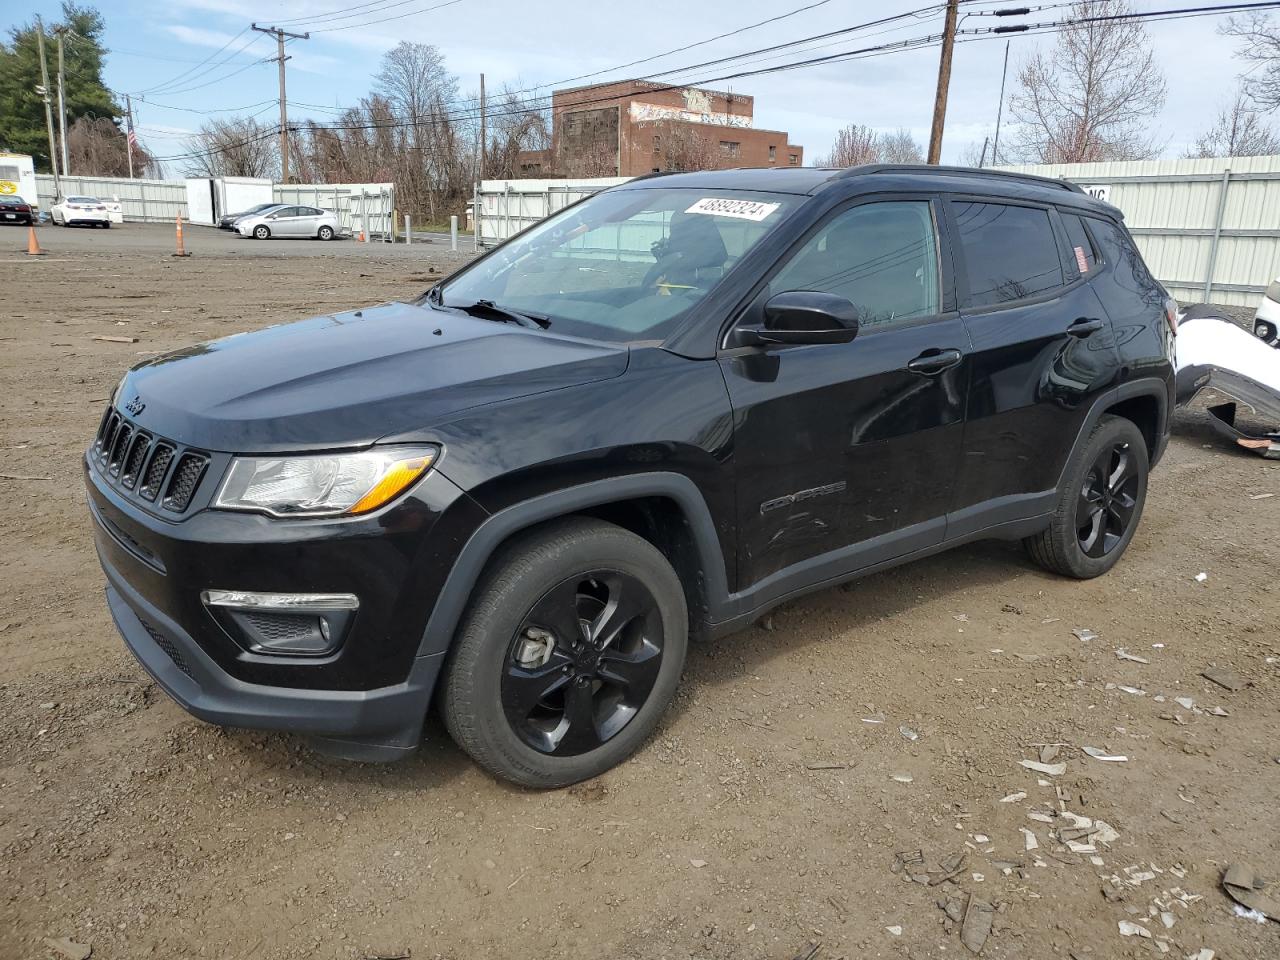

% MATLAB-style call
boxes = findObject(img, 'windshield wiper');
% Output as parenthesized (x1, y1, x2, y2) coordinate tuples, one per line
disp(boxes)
(451, 299, 550, 330)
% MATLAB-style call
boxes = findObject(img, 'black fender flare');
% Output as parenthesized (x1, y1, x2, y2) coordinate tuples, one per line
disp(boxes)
(1057, 377, 1171, 483)
(413, 472, 731, 660)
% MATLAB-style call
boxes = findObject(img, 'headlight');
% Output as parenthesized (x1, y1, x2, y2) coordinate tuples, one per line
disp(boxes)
(213, 446, 437, 518)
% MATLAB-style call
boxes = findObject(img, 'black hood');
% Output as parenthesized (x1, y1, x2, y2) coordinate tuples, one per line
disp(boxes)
(117, 301, 629, 453)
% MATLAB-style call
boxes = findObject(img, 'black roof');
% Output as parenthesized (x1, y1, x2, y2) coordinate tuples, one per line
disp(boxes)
(618, 164, 1116, 214)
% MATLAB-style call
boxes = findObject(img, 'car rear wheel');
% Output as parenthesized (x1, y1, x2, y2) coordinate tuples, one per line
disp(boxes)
(317, 225, 334, 241)
(253, 225, 270, 240)
(441, 517, 688, 788)
(1024, 414, 1149, 579)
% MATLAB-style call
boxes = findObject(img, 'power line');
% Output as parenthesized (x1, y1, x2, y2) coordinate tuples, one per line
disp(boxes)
(150, 0, 1280, 163)
(309, 0, 469, 33)
(129, 27, 254, 95)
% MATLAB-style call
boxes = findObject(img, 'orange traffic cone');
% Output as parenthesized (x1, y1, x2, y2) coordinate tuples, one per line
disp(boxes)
(26, 225, 45, 256)
(172, 213, 191, 258)
(357, 229, 365, 242)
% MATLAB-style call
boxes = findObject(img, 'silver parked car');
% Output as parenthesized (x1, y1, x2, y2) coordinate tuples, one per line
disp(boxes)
(237, 205, 340, 240)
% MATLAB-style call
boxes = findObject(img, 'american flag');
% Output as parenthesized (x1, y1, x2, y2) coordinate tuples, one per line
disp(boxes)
(126, 112, 138, 150)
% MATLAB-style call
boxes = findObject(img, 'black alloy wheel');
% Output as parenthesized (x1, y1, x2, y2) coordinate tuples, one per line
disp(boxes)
(1076, 441, 1140, 558)
(501, 570, 664, 756)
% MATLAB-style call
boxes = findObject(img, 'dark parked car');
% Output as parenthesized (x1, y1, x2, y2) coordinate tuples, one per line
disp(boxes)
(218, 202, 282, 230)
(85, 165, 1176, 787)
(0, 194, 35, 225)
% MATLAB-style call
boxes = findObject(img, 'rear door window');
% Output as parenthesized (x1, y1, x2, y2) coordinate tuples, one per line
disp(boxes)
(1060, 212, 1099, 276)
(951, 201, 1064, 307)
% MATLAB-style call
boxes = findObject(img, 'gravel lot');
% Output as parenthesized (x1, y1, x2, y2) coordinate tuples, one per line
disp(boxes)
(1, 223, 1278, 960)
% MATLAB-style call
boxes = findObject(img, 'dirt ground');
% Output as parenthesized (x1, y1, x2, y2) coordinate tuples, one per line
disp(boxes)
(1, 223, 1278, 960)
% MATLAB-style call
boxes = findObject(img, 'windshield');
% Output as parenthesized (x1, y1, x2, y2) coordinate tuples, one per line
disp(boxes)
(439, 187, 797, 342)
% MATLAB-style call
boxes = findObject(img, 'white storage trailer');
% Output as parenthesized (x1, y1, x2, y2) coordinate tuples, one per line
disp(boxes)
(0, 153, 40, 216)
(184, 176, 273, 226)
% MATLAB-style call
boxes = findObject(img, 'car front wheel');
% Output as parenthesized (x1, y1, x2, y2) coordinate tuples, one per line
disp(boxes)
(317, 225, 334, 241)
(442, 517, 688, 788)
(253, 225, 270, 240)
(1025, 414, 1149, 579)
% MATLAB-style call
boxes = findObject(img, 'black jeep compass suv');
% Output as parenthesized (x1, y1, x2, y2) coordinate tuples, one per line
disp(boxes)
(86, 165, 1176, 787)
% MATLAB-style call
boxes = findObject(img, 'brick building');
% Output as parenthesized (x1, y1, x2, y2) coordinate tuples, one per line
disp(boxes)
(518, 80, 803, 178)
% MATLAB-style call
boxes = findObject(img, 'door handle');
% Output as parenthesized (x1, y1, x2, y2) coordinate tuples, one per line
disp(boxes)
(1067, 317, 1105, 337)
(906, 348, 964, 375)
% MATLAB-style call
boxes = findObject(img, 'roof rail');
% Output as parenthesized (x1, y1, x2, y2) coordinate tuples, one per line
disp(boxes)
(838, 163, 1085, 194)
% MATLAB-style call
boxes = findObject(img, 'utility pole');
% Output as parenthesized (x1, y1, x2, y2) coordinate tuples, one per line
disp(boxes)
(251, 23, 309, 183)
(55, 27, 69, 176)
(34, 16, 61, 196)
(125, 94, 136, 179)
(991, 39, 1011, 168)
(479, 72, 487, 180)
(927, 0, 960, 165)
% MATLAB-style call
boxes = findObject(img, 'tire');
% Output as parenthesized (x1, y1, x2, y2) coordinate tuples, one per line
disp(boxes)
(1024, 414, 1149, 579)
(441, 517, 688, 788)
(253, 225, 270, 240)
(103, 221, 111, 229)
(317, 225, 334, 241)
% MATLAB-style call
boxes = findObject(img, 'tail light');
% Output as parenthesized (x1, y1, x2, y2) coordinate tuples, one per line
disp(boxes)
(1163, 297, 1179, 337)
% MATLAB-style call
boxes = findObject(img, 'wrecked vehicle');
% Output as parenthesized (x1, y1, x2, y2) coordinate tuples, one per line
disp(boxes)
(1176, 310, 1280, 457)
(85, 165, 1175, 787)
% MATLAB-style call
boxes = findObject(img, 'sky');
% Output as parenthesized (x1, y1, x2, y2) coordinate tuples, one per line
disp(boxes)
(0, 0, 1256, 175)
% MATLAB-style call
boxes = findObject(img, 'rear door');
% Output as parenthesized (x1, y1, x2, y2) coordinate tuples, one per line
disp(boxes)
(271, 206, 304, 236)
(720, 196, 970, 588)
(945, 197, 1121, 533)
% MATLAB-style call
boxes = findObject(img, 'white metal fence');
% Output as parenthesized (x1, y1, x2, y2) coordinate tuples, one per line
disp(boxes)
(1001, 156, 1280, 307)
(474, 177, 631, 246)
(37, 174, 187, 222)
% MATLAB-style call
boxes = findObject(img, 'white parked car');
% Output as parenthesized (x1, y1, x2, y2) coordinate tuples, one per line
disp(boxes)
(51, 195, 111, 227)
(237, 204, 339, 240)
(1253, 277, 1280, 346)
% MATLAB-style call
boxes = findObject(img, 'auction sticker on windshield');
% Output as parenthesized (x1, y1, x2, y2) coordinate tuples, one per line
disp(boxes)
(685, 197, 781, 221)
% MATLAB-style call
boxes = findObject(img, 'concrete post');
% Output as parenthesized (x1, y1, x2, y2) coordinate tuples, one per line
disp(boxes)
(405, 214, 411, 245)
(450, 214, 458, 251)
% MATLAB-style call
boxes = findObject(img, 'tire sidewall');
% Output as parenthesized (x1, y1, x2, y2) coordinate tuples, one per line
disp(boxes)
(1058, 416, 1149, 578)
(445, 523, 687, 787)
(318, 226, 334, 240)
(254, 225, 270, 239)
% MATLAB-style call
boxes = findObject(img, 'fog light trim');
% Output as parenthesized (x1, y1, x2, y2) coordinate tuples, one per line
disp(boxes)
(201, 589, 359, 611)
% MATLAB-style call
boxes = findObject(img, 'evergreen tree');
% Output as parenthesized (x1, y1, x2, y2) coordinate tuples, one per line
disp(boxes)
(0, 3, 120, 173)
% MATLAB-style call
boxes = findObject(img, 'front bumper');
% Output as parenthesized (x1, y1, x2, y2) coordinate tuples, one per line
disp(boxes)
(85, 441, 488, 760)
(102, 565, 443, 760)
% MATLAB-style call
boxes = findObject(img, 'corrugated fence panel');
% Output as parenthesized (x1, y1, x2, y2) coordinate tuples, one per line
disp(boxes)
(37, 174, 187, 222)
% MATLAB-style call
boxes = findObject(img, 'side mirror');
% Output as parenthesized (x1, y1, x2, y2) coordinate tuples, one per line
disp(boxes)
(738, 291, 860, 346)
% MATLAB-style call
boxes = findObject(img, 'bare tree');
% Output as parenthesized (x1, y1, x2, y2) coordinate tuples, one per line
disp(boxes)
(958, 140, 989, 166)
(879, 128, 924, 163)
(185, 116, 277, 178)
(67, 115, 155, 177)
(486, 84, 551, 179)
(652, 120, 716, 172)
(815, 124, 879, 167)
(1009, 0, 1166, 163)
(1185, 86, 1280, 157)
(1224, 12, 1280, 110)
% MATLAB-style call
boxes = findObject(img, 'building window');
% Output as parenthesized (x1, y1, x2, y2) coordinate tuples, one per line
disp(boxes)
(789, 153, 799, 165)
(652, 167, 661, 174)
(719, 141, 741, 158)
(769, 145, 776, 161)
(653, 134, 661, 152)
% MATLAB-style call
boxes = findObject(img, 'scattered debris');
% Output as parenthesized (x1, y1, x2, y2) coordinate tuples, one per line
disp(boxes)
(930, 851, 968, 886)
(1039, 744, 1060, 764)
(757, 614, 775, 632)
(891, 774, 914, 784)
(999, 791, 1027, 803)
(1209, 706, 1230, 717)
(886, 925, 903, 936)
(1073, 628, 1099, 641)
(899, 725, 920, 742)
(1118, 920, 1153, 939)
(861, 715, 885, 724)
(1201, 668, 1246, 691)
(1250, 492, 1275, 500)
(1222, 863, 1280, 921)
(0, 472, 54, 481)
(689, 859, 707, 868)
(1021, 828, 1039, 851)
(43, 940, 91, 960)
(90, 334, 138, 344)
(891, 849, 925, 877)
(954, 614, 970, 622)
(791, 944, 821, 960)
(1019, 759, 1066, 776)
(1174, 696, 1196, 710)
(1116, 648, 1150, 663)
(1194, 572, 1209, 583)
(1082, 746, 1129, 762)
(804, 761, 847, 770)
(960, 895, 995, 954)
(1117, 685, 1146, 696)
(1185, 950, 1215, 960)
(1001, 602, 1022, 614)
(1233, 905, 1269, 924)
